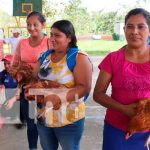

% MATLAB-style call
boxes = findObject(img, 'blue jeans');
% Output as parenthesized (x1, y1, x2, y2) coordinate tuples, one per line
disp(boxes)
(37, 118, 85, 150)
(103, 120, 150, 150)
(20, 91, 38, 149)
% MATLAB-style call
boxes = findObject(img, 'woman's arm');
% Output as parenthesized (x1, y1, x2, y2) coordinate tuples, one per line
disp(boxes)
(44, 53, 92, 109)
(93, 70, 137, 117)
(66, 53, 92, 102)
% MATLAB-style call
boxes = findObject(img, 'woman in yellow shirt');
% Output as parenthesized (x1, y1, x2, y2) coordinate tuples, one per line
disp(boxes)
(33, 20, 92, 150)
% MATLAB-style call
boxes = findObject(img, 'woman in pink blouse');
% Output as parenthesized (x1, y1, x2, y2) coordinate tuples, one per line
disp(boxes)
(13, 11, 50, 150)
(93, 8, 150, 150)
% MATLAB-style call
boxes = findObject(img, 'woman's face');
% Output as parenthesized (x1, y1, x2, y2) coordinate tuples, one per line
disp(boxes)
(4, 60, 11, 72)
(50, 28, 71, 52)
(27, 15, 45, 37)
(124, 14, 150, 48)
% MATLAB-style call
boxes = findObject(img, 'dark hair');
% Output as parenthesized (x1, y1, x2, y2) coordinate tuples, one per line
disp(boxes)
(51, 20, 77, 48)
(27, 11, 46, 23)
(125, 8, 150, 29)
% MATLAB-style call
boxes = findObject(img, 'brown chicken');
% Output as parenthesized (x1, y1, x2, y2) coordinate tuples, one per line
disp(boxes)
(9, 61, 64, 103)
(125, 98, 150, 140)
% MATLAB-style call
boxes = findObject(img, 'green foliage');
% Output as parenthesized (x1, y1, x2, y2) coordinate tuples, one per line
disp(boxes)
(0, 11, 16, 36)
(42, 0, 66, 25)
(91, 11, 119, 34)
(42, 0, 122, 35)
(63, 0, 92, 34)
(0, 0, 146, 37)
(112, 33, 120, 41)
(42, 0, 55, 18)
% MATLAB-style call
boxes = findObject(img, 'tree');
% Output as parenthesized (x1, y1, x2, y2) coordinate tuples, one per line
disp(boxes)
(63, 0, 92, 34)
(42, 0, 66, 25)
(0, 11, 17, 36)
(91, 11, 118, 34)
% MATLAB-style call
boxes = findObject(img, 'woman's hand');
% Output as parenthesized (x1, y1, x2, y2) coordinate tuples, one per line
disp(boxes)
(4, 96, 17, 110)
(24, 82, 46, 102)
(121, 103, 137, 118)
(44, 94, 61, 110)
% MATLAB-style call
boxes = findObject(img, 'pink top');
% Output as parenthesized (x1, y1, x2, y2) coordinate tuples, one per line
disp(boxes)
(99, 47, 150, 131)
(13, 36, 49, 69)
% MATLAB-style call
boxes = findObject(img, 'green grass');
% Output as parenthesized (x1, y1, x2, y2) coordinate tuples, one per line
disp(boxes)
(78, 40, 127, 55)
(3, 40, 127, 56)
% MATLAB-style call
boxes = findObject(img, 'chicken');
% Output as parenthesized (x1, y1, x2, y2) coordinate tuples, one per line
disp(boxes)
(125, 98, 150, 140)
(8, 61, 64, 103)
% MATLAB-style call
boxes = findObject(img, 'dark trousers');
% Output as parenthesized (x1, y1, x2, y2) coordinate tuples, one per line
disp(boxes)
(20, 90, 38, 149)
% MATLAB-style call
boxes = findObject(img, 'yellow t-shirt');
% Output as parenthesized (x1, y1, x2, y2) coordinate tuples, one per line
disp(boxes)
(38, 54, 85, 127)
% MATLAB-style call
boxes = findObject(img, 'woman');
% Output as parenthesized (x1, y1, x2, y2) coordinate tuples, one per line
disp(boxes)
(12, 11, 50, 150)
(93, 8, 150, 150)
(32, 20, 92, 150)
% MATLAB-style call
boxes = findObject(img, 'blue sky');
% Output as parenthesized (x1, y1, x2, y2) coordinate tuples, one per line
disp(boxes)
(0, 0, 149, 15)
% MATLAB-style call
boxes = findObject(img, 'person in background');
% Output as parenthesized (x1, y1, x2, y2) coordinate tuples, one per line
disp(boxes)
(31, 20, 92, 150)
(0, 54, 18, 127)
(93, 8, 150, 150)
(4, 28, 22, 54)
(11, 11, 50, 150)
